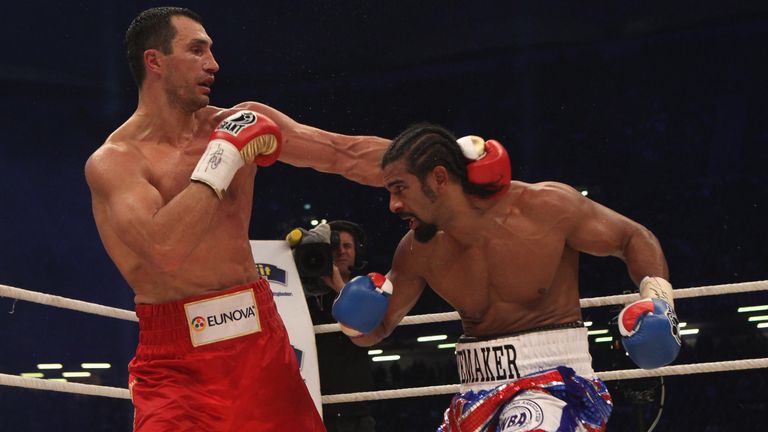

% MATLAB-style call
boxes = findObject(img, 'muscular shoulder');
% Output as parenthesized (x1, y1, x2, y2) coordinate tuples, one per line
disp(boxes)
(85, 132, 148, 195)
(87, 134, 138, 171)
(523, 181, 581, 201)
(515, 181, 587, 221)
(228, 101, 278, 117)
(211, 102, 277, 121)
(225, 102, 302, 135)
(192, 105, 231, 126)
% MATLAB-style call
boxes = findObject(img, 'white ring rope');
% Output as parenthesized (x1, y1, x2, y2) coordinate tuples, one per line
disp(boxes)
(0, 284, 138, 322)
(0, 372, 131, 400)
(321, 357, 768, 404)
(313, 280, 768, 333)
(580, 279, 768, 308)
(2, 280, 766, 329)
(1, 280, 767, 401)
(3, 357, 766, 402)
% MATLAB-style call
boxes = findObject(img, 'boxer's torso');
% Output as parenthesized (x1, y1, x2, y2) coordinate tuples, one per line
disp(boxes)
(414, 182, 583, 337)
(91, 106, 263, 304)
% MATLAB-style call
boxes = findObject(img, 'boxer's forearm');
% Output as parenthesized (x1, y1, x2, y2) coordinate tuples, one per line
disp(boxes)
(234, 101, 389, 186)
(282, 128, 388, 186)
(135, 182, 220, 271)
(622, 226, 669, 286)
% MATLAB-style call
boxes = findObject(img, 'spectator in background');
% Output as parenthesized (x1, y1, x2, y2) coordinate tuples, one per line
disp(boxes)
(289, 220, 377, 431)
(312, 220, 377, 432)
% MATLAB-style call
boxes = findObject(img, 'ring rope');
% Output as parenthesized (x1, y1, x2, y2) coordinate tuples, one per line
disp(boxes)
(2, 281, 767, 330)
(5, 358, 764, 402)
(0, 372, 131, 399)
(1, 281, 767, 402)
(580, 279, 768, 308)
(321, 357, 768, 404)
(0, 284, 138, 322)
(313, 280, 768, 333)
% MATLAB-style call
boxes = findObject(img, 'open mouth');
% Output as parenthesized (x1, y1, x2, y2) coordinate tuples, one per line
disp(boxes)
(402, 216, 420, 231)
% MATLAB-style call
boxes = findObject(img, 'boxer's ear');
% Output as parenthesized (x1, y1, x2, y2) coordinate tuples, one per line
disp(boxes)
(432, 166, 449, 188)
(144, 49, 162, 75)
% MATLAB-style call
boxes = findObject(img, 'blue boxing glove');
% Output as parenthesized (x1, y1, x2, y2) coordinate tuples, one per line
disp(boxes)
(332, 272, 393, 337)
(618, 277, 681, 369)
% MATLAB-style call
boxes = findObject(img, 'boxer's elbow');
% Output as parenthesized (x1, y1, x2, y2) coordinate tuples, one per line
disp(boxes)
(350, 332, 383, 348)
(350, 322, 394, 347)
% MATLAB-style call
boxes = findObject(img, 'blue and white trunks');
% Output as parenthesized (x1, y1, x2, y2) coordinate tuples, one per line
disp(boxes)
(439, 326, 612, 432)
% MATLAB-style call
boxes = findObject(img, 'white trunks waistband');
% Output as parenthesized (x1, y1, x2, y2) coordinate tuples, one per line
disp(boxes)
(455, 326, 595, 394)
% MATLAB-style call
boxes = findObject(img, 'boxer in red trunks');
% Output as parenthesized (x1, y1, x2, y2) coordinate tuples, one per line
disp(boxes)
(129, 280, 320, 430)
(85, 7, 388, 431)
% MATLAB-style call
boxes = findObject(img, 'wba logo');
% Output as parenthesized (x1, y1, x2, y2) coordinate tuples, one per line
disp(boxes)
(499, 400, 543, 430)
(191, 305, 257, 330)
(216, 111, 256, 136)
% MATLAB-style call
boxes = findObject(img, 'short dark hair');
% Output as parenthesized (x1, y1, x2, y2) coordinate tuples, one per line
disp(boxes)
(124, 7, 203, 88)
(381, 123, 502, 197)
(328, 220, 367, 271)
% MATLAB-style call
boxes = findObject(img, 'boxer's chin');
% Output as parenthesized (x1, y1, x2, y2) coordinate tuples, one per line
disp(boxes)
(413, 223, 438, 243)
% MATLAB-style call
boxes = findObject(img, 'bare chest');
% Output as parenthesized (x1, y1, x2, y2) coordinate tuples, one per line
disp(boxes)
(423, 227, 568, 310)
(147, 145, 203, 200)
(144, 140, 255, 214)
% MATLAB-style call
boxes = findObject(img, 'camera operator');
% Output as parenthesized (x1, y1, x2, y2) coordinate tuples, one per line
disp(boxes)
(289, 220, 376, 432)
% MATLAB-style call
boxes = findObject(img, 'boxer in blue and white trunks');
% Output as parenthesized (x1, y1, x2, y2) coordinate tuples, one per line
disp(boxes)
(330, 124, 681, 431)
(441, 324, 611, 431)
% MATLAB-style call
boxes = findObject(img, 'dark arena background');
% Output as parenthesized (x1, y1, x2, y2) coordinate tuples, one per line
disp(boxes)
(2, 1, 768, 431)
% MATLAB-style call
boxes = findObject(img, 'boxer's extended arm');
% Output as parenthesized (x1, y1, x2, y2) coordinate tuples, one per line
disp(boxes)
(233, 102, 389, 186)
(555, 183, 669, 284)
(85, 145, 219, 271)
(346, 234, 427, 347)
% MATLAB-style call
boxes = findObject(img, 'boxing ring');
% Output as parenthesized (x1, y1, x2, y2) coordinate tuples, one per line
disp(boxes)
(2, 279, 768, 411)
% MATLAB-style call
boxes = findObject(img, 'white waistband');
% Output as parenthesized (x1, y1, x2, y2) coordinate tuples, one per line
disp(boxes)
(455, 327, 594, 393)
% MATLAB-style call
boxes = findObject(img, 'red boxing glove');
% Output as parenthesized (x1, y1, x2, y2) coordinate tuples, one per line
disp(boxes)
(456, 136, 511, 191)
(210, 110, 282, 166)
(191, 111, 283, 198)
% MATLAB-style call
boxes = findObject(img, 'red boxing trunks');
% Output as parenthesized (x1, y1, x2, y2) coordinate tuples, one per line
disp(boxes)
(128, 279, 325, 432)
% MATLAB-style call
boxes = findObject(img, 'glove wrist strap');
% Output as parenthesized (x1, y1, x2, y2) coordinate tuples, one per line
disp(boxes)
(191, 140, 245, 199)
(639, 276, 674, 309)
